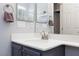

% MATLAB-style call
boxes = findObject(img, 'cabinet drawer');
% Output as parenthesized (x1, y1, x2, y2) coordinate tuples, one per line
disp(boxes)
(22, 46, 40, 56)
(12, 42, 22, 50)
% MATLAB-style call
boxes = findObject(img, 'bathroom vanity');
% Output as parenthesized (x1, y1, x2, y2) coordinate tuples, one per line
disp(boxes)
(11, 33, 79, 56)
(12, 42, 65, 56)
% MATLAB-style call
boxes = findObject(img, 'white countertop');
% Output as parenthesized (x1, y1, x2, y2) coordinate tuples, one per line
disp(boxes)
(12, 33, 79, 51)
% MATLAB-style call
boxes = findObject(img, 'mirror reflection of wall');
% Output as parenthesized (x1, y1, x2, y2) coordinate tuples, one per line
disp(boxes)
(37, 3, 49, 23)
(17, 3, 79, 35)
(17, 3, 54, 33)
(17, 3, 35, 22)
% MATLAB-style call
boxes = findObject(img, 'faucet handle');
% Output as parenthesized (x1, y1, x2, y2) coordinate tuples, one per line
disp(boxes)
(45, 32, 48, 40)
(44, 31, 48, 36)
(41, 31, 45, 39)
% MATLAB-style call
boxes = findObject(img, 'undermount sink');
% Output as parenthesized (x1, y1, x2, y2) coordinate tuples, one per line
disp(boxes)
(24, 38, 52, 41)
(24, 38, 60, 44)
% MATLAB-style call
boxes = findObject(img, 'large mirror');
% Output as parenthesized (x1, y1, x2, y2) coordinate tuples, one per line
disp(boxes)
(17, 3, 79, 35)
(17, 3, 54, 33)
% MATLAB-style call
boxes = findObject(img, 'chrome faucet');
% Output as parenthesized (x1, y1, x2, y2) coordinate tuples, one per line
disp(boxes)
(41, 31, 48, 40)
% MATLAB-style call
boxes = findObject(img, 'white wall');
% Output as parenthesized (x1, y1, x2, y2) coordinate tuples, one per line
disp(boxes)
(0, 3, 17, 56)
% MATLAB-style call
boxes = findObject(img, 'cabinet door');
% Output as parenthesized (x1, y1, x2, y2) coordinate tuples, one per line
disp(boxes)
(12, 42, 22, 56)
(12, 48, 22, 56)
(42, 45, 65, 56)
(22, 46, 41, 56)
(65, 46, 79, 56)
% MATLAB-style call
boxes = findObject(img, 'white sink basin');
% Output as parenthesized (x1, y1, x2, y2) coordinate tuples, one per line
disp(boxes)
(22, 39, 63, 51)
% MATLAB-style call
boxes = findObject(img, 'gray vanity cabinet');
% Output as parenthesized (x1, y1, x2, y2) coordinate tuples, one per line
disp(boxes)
(12, 42, 65, 56)
(12, 42, 41, 56)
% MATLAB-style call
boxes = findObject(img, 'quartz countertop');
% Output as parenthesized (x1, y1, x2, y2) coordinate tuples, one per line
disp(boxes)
(11, 33, 79, 51)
